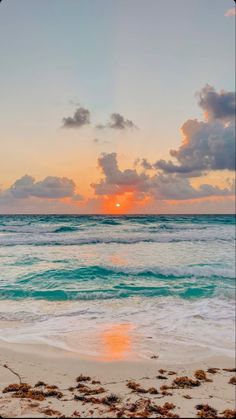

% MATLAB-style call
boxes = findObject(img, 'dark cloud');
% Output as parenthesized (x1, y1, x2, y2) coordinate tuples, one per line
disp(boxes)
(197, 85, 235, 121)
(97, 113, 137, 130)
(91, 153, 234, 201)
(1, 175, 83, 200)
(62, 107, 90, 128)
(155, 86, 235, 175)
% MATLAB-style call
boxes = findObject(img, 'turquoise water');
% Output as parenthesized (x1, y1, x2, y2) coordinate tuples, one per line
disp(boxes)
(0, 215, 235, 358)
(0, 215, 235, 301)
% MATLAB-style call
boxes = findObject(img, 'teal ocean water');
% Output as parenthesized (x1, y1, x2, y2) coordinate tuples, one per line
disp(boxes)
(0, 215, 235, 359)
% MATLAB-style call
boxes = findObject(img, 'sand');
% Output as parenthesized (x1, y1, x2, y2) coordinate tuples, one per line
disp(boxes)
(0, 341, 235, 418)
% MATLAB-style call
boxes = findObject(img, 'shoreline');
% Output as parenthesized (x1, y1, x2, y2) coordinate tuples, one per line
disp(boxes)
(0, 343, 235, 418)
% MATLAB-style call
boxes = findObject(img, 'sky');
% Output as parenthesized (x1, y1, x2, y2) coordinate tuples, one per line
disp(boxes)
(0, 0, 235, 214)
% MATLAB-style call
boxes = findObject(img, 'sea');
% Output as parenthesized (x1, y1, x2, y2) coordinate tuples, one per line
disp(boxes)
(0, 214, 235, 362)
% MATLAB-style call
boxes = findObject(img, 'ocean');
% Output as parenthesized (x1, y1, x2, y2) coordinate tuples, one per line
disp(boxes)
(0, 214, 235, 361)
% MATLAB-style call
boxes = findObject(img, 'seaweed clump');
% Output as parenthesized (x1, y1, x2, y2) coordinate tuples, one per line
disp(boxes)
(195, 404, 217, 418)
(76, 374, 91, 382)
(228, 376, 236, 385)
(194, 369, 212, 382)
(173, 376, 201, 389)
(221, 409, 236, 418)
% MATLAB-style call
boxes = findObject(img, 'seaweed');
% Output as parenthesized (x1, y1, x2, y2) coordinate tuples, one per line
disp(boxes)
(12, 389, 45, 401)
(221, 409, 236, 418)
(3, 383, 31, 393)
(207, 368, 220, 374)
(76, 374, 91, 382)
(194, 369, 212, 382)
(34, 380, 47, 387)
(148, 387, 159, 394)
(126, 381, 148, 393)
(173, 376, 201, 388)
(228, 376, 236, 385)
(195, 404, 217, 418)
(102, 394, 121, 405)
(40, 408, 63, 417)
(76, 383, 105, 395)
(44, 389, 63, 398)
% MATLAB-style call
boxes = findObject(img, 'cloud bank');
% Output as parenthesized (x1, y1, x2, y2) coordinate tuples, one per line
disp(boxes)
(92, 152, 234, 201)
(0, 175, 83, 201)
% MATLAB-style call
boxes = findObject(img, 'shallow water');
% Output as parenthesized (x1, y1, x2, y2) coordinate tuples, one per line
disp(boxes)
(0, 215, 235, 360)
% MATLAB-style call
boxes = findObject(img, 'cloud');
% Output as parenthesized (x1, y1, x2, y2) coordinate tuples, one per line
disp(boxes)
(197, 85, 235, 121)
(97, 113, 137, 130)
(62, 107, 90, 128)
(154, 85, 235, 175)
(91, 152, 234, 201)
(225, 7, 236, 17)
(0, 175, 83, 200)
(91, 153, 149, 195)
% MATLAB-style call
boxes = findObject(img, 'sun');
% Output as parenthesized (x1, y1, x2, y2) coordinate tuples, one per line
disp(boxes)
(115, 203, 121, 208)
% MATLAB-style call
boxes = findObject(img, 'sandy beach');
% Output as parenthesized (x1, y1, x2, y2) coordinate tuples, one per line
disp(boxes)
(0, 341, 235, 418)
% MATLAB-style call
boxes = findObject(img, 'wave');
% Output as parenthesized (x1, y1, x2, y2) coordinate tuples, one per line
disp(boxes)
(0, 263, 234, 302)
(16, 264, 235, 280)
(0, 230, 234, 246)
(53, 226, 78, 233)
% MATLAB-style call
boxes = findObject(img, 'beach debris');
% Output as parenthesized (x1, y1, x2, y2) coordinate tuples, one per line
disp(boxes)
(160, 384, 173, 391)
(151, 355, 159, 359)
(183, 394, 192, 399)
(223, 368, 236, 373)
(195, 404, 218, 418)
(126, 381, 148, 393)
(228, 376, 236, 385)
(221, 409, 236, 418)
(154, 402, 178, 417)
(76, 383, 106, 395)
(40, 408, 63, 417)
(161, 390, 173, 396)
(2, 363, 22, 384)
(68, 386, 75, 391)
(173, 376, 201, 388)
(194, 369, 212, 382)
(3, 383, 31, 393)
(12, 389, 46, 401)
(34, 380, 47, 387)
(148, 387, 159, 394)
(44, 388, 63, 398)
(207, 368, 220, 374)
(194, 369, 207, 380)
(91, 380, 101, 385)
(72, 411, 81, 417)
(168, 371, 177, 375)
(46, 384, 58, 390)
(159, 369, 167, 374)
(76, 374, 91, 382)
(157, 374, 168, 380)
(102, 393, 121, 405)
